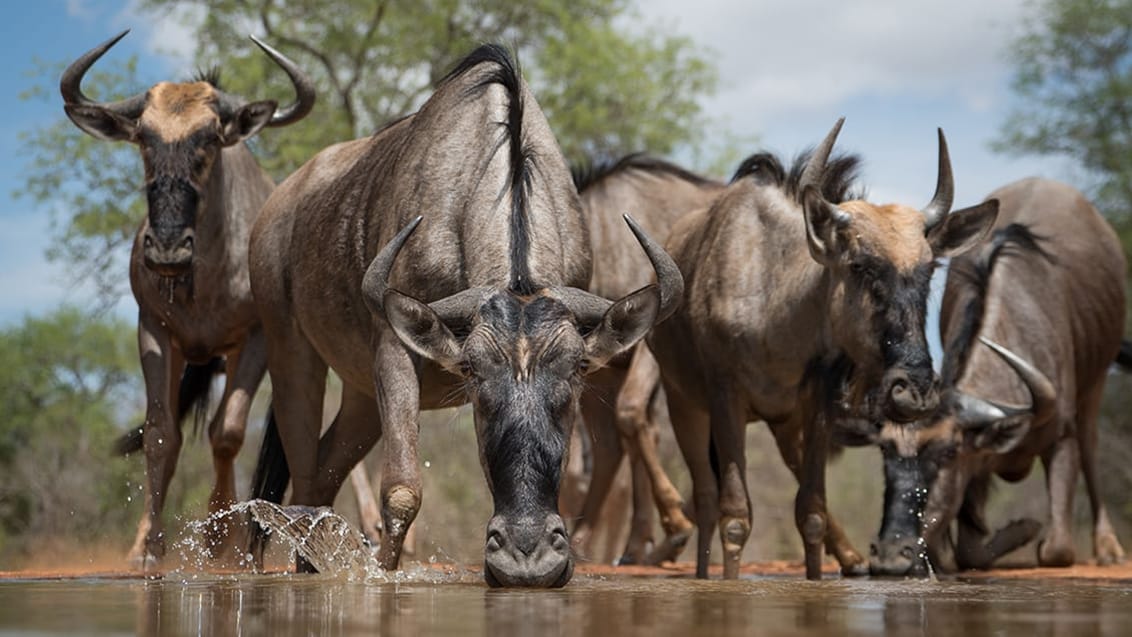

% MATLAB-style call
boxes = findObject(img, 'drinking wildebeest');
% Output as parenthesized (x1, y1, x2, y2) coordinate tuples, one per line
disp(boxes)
(647, 119, 999, 580)
(567, 154, 723, 565)
(860, 178, 1127, 575)
(60, 31, 315, 568)
(247, 45, 682, 587)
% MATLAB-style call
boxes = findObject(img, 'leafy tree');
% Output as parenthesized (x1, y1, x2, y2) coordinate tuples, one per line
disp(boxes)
(17, 0, 716, 305)
(0, 307, 142, 558)
(994, 0, 1132, 234)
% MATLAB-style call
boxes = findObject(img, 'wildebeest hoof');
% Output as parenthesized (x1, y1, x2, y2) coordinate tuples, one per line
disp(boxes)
(644, 529, 690, 565)
(839, 557, 869, 577)
(1038, 539, 1075, 567)
(127, 551, 160, 573)
(986, 518, 1042, 559)
(1095, 533, 1126, 566)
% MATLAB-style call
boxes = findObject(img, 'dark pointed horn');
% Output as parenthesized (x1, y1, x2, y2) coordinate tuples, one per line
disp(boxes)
(362, 216, 424, 317)
(921, 128, 954, 232)
(362, 216, 487, 325)
(249, 35, 316, 127)
(60, 30, 146, 117)
(546, 215, 684, 329)
(953, 392, 1009, 430)
(622, 214, 683, 323)
(979, 337, 1056, 423)
(798, 117, 845, 192)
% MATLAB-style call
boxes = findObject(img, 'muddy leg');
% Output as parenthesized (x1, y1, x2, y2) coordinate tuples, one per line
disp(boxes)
(128, 312, 184, 571)
(665, 383, 715, 579)
(615, 345, 692, 564)
(1039, 434, 1079, 567)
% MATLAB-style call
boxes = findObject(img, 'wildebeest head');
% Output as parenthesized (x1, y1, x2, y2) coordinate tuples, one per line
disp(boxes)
(847, 338, 1056, 576)
(362, 215, 682, 588)
(60, 30, 315, 277)
(801, 119, 999, 422)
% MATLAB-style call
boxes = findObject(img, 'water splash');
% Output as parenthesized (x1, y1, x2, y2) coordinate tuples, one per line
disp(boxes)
(173, 501, 474, 584)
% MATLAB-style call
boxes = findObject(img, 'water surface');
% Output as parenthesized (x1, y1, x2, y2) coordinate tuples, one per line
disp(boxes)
(2, 573, 1130, 636)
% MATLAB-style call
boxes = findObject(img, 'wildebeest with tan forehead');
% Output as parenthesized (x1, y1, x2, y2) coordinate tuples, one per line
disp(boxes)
(646, 119, 999, 580)
(60, 31, 315, 568)
(863, 178, 1126, 576)
(247, 45, 682, 587)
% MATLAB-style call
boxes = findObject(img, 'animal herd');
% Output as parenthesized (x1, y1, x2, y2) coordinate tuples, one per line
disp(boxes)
(59, 31, 1128, 587)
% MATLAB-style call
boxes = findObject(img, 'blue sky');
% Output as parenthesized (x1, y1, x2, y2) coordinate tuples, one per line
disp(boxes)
(1, 1, 1076, 364)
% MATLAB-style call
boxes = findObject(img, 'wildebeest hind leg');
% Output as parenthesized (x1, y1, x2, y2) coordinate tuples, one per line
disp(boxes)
(314, 385, 382, 509)
(1076, 385, 1125, 564)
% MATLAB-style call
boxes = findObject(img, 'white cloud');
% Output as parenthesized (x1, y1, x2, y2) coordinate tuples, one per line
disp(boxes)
(66, 0, 95, 21)
(112, 1, 205, 72)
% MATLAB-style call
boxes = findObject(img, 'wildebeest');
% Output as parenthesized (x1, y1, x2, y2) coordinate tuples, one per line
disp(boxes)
(247, 45, 682, 587)
(863, 178, 1127, 575)
(60, 30, 315, 567)
(646, 119, 999, 579)
(567, 155, 724, 564)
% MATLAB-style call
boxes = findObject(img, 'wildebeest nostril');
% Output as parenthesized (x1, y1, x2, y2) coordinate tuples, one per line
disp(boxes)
(551, 528, 569, 552)
(900, 546, 916, 560)
(486, 530, 504, 553)
(179, 235, 194, 251)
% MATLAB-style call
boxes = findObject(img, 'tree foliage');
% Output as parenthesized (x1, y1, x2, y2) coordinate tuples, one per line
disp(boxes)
(0, 308, 142, 556)
(994, 0, 1132, 230)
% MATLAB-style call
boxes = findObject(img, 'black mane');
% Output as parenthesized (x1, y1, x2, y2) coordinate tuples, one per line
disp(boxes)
(571, 153, 715, 193)
(193, 66, 222, 89)
(731, 148, 865, 205)
(942, 223, 1057, 386)
(443, 44, 536, 295)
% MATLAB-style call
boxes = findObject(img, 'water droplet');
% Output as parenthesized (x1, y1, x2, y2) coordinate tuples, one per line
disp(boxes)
(424, 460, 431, 469)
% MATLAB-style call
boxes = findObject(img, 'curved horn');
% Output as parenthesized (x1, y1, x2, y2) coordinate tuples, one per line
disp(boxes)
(798, 117, 845, 192)
(60, 30, 146, 117)
(249, 35, 316, 127)
(362, 216, 424, 317)
(362, 216, 488, 325)
(979, 337, 1057, 423)
(546, 215, 684, 328)
(921, 128, 954, 232)
(622, 214, 683, 323)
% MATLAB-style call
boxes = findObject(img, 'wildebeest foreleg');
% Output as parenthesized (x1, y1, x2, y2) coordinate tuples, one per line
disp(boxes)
(372, 331, 423, 571)
(199, 328, 266, 560)
(664, 383, 716, 579)
(796, 379, 833, 580)
(615, 344, 692, 565)
(1039, 433, 1079, 567)
(570, 376, 626, 561)
(769, 419, 866, 575)
(1077, 384, 1126, 564)
(711, 395, 751, 579)
(129, 312, 184, 570)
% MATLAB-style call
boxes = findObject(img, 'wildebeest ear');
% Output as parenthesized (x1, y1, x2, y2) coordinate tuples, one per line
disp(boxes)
(963, 415, 1030, 454)
(383, 289, 462, 372)
(64, 104, 137, 142)
(927, 198, 999, 258)
(583, 285, 660, 371)
(220, 100, 277, 146)
(801, 185, 851, 266)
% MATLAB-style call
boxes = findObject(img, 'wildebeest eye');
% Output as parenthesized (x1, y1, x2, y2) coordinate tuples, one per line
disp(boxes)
(459, 360, 475, 377)
(577, 359, 590, 374)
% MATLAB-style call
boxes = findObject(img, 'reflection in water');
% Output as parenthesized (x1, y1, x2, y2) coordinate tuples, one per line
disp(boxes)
(2, 575, 1132, 636)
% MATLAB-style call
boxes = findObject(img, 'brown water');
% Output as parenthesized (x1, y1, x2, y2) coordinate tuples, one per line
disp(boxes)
(1, 574, 1131, 636)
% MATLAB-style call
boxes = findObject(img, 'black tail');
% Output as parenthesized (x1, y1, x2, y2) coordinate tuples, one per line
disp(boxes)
(1117, 339, 1132, 372)
(112, 357, 223, 456)
(248, 407, 289, 560)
